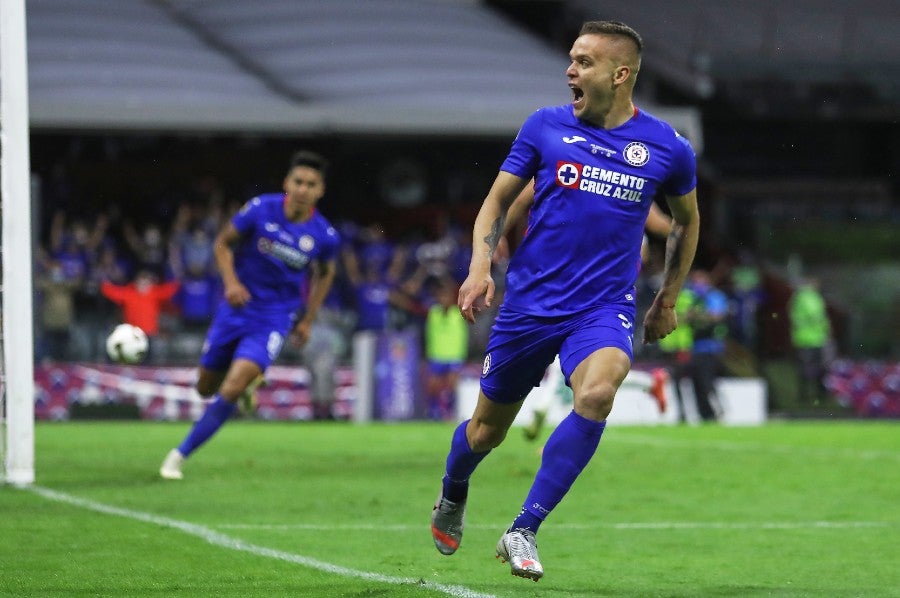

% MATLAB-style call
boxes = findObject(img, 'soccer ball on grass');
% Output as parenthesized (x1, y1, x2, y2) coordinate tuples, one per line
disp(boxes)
(106, 323, 149, 364)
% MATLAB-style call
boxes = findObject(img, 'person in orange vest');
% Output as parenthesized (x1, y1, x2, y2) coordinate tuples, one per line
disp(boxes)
(100, 269, 180, 351)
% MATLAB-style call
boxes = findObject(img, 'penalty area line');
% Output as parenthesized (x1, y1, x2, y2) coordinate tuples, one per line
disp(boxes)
(25, 486, 495, 598)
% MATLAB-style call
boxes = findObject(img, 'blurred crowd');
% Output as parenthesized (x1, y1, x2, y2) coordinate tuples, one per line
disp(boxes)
(34, 193, 782, 366)
(33, 196, 484, 366)
(36, 186, 845, 418)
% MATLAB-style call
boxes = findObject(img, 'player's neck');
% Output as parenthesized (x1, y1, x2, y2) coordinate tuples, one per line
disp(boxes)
(282, 195, 315, 222)
(285, 206, 313, 222)
(602, 100, 637, 129)
(584, 98, 638, 130)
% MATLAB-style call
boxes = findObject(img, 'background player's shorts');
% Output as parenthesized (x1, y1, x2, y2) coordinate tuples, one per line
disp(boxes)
(480, 301, 635, 404)
(429, 360, 463, 376)
(200, 304, 292, 372)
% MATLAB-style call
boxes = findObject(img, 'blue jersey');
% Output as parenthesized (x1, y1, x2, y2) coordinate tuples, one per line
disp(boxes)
(500, 105, 696, 316)
(231, 193, 340, 316)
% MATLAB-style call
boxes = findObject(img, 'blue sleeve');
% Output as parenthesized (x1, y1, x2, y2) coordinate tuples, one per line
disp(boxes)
(662, 133, 697, 197)
(500, 109, 544, 179)
(231, 197, 262, 234)
(319, 225, 341, 262)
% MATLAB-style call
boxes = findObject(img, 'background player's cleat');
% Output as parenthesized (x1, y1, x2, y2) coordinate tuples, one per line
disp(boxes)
(522, 409, 547, 442)
(237, 375, 266, 415)
(496, 528, 544, 581)
(431, 495, 466, 555)
(159, 449, 184, 480)
(650, 368, 669, 413)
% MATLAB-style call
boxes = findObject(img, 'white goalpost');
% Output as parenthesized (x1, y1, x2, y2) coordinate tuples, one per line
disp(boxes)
(1, 0, 35, 485)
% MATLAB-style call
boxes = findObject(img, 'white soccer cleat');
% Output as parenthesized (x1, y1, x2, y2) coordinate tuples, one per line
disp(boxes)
(159, 449, 185, 480)
(496, 528, 544, 581)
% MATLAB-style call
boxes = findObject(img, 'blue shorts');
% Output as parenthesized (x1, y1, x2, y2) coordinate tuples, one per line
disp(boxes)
(429, 361, 463, 376)
(200, 304, 292, 372)
(480, 301, 635, 404)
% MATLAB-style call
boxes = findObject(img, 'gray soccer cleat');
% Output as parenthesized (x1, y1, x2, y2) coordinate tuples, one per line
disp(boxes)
(431, 495, 466, 555)
(496, 528, 544, 581)
(159, 449, 184, 480)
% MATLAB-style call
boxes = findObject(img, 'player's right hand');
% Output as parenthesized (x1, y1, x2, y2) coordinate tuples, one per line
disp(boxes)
(224, 281, 252, 307)
(458, 272, 494, 324)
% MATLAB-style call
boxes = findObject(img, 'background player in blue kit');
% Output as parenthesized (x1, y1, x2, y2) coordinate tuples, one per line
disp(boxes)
(160, 151, 340, 480)
(431, 21, 700, 580)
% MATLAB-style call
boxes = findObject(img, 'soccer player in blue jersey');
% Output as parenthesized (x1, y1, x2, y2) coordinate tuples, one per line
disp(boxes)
(506, 185, 674, 439)
(160, 151, 340, 480)
(431, 21, 700, 580)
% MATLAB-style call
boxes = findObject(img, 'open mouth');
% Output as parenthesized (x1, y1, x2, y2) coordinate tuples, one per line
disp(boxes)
(570, 85, 584, 107)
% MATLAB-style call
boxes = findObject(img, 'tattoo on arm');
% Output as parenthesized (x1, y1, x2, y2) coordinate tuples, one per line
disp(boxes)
(483, 216, 504, 257)
(663, 224, 685, 284)
(665, 225, 682, 265)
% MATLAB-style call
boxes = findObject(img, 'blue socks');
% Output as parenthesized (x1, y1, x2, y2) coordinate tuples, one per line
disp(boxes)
(177, 396, 236, 457)
(442, 420, 491, 503)
(511, 410, 606, 534)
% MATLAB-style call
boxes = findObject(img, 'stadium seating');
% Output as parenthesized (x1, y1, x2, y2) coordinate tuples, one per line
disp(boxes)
(22, 0, 700, 138)
(570, 0, 900, 107)
(25, 0, 298, 129)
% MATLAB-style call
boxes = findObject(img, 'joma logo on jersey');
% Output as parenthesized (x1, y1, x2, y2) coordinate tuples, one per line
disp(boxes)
(556, 161, 582, 188)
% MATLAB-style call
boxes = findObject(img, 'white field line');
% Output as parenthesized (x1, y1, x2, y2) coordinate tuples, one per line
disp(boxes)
(217, 521, 894, 532)
(26, 486, 496, 598)
(608, 433, 900, 461)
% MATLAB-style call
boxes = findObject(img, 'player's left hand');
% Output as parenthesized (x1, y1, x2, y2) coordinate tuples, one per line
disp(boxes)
(642, 303, 677, 344)
(458, 271, 494, 324)
(290, 319, 312, 347)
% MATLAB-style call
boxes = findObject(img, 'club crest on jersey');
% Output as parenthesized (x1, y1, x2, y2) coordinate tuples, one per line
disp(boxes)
(482, 353, 492, 376)
(299, 235, 315, 251)
(623, 142, 650, 167)
(556, 161, 581, 188)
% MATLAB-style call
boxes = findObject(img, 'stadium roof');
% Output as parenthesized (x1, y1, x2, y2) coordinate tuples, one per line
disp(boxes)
(19, 0, 701, 146)
(570, 0, 900, 116)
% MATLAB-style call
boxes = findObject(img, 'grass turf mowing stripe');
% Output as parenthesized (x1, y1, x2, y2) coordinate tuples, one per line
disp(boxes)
(24, 486, 496, 598)
(216, 521, 893, 531)
(612, 433, 900, 461)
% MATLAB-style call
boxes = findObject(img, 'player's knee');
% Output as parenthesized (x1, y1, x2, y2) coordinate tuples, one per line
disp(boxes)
(195, 380, 217, 398)
(216, 379, 245, 402)
(574, 380, 616, 420)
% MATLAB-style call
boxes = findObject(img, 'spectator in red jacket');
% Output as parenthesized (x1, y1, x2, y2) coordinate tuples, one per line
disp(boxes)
(100, 270, 179, 337)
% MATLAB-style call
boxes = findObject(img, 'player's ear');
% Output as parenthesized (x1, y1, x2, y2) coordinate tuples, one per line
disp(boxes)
(613, 65, 630, 85)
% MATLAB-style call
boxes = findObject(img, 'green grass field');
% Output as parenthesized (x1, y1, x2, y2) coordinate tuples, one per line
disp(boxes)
(2, 421, 898, 597)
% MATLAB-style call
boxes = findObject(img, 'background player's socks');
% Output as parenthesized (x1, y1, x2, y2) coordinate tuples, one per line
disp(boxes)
(442, 419, 490, 503)
(512, 410, 606, 533)
(178, 396, 237, 457)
